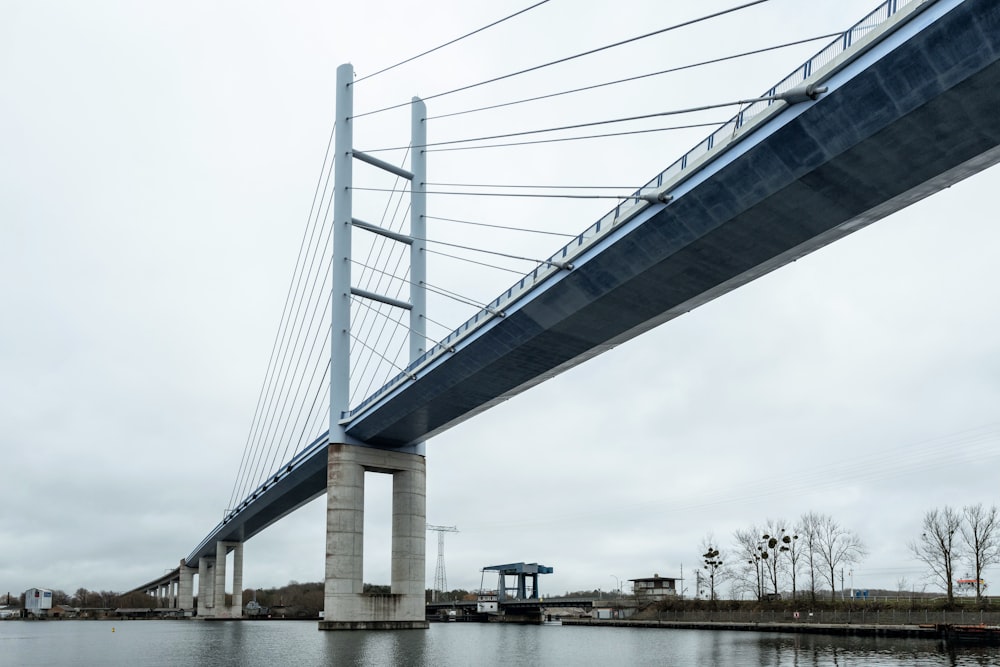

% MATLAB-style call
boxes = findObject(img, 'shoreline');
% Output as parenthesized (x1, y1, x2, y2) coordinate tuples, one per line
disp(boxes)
(561, 618, 997, 642)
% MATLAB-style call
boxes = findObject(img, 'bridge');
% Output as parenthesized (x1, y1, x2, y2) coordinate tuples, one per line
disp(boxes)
(130, 0, 1000, 629)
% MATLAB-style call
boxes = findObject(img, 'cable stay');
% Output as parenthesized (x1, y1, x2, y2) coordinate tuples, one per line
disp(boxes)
(422, 313, 458, 337)
(228, 120, 337, 510)
(240, 247, 334, 501)
(349, 329, 417, 381)
(350, 273, 411, 405)
(353, 0, 553, 85)
(348, 150, 414, 403)
(231, 122, 341, 505)
(391, 234, 574, 270)
(259, 355, 330, 484)
(351, 306, 406, 406)
(353, 296, 441, 349)
(425, 215, 575, 239)
(276, 362, 330, 470)
(422, 283, 505, 317)
(351, 256, 507, 316)
(353, 0, 772, 119)
(425, 182, 642, 190)
(425, 121, 725, 152)
(362, 97, 782, 153)
(425, 31, 843, 121)
(349, 296, 412, 404)
(427, 248, 528, 275)
(353, 186, 649, 201)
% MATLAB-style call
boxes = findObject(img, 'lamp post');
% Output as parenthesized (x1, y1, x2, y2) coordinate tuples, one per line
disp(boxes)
(611, 575, 620, 597)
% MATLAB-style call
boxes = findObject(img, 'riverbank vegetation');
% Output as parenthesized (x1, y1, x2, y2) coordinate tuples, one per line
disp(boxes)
(696, 503, 998, 605)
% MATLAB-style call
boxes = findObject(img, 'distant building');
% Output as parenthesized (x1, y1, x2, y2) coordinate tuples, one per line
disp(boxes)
(24, 588, 53, 616)
(629, 574, 680, 601)
(245, 600, 269, 617)
(48, 605, 77, 619)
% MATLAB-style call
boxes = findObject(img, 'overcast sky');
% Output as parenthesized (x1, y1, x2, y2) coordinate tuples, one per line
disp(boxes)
(3, 0, 999, 602)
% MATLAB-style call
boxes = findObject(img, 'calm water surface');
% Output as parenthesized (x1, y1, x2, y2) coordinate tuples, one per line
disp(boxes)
(2, 620, 999, 666)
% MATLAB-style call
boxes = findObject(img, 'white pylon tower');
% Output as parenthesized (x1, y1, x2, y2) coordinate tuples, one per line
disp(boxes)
(427, 524, 458, 601)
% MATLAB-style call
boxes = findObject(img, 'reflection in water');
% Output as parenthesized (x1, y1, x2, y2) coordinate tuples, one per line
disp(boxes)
(749, 632, 1000, 667)
(2, 620, 1000, 666)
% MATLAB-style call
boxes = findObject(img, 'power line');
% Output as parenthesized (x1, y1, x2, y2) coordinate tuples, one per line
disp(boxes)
(353, 1, 553, 85)
(353, 0, 772, 118)
(425, 32, 842, 121)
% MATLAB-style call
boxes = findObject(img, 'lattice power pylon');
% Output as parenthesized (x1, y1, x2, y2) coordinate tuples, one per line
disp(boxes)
(427, 524, 459, 601)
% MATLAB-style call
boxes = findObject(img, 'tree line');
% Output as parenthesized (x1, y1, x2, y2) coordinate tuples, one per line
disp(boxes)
(698, 504, 999, 604)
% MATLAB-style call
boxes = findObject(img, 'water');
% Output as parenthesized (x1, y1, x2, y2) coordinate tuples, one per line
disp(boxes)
(2, 620, 999, 666)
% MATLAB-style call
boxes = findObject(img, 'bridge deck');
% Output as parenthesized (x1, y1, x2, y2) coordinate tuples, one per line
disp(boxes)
(181, 0, 1000, 565)
(345, 0, 1000, 446)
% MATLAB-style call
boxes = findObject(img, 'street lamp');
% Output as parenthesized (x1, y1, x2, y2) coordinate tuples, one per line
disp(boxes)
(610, 575, 620, 596)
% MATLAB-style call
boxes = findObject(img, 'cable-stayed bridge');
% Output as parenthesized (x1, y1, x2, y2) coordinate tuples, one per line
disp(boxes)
(131, 0, 1000, 628)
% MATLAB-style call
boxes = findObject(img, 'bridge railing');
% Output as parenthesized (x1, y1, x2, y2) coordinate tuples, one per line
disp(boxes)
(346, 0, 920, 422)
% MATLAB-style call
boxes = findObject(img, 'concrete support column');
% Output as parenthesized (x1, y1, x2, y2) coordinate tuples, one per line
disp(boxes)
(320, 443, 427, 630)
(215, 541, 229, 618)
(231, 542, 244, 618)
(178, 559, 194, 612)
(391, 465, 427, 621)
(198, 556, 214, 616)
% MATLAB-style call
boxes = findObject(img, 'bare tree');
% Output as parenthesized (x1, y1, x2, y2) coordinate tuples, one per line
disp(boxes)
(700, 533, 727, 602)
(960, 503, 1000, 602)
(910, 506, 963, 604)
(760, 519, 794, 597)
(814, 514, 867, 601)
(733, 527, 765, 600)
(799, 511, 823, 602)
(786, 526, 803, 600)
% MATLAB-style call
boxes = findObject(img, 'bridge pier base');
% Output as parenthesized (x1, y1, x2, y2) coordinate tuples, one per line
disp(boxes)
(320, 443, 428, 630)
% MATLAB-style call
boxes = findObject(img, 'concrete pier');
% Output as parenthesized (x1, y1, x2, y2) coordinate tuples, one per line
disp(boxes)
(211, 542, 243, 618)
(320, 443, 428, 630)
(197, 556, 212, 613)
(178, 559, 195, 612)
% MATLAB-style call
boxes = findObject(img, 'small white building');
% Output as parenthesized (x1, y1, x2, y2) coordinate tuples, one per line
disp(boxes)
(24, 588, 53, 616)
